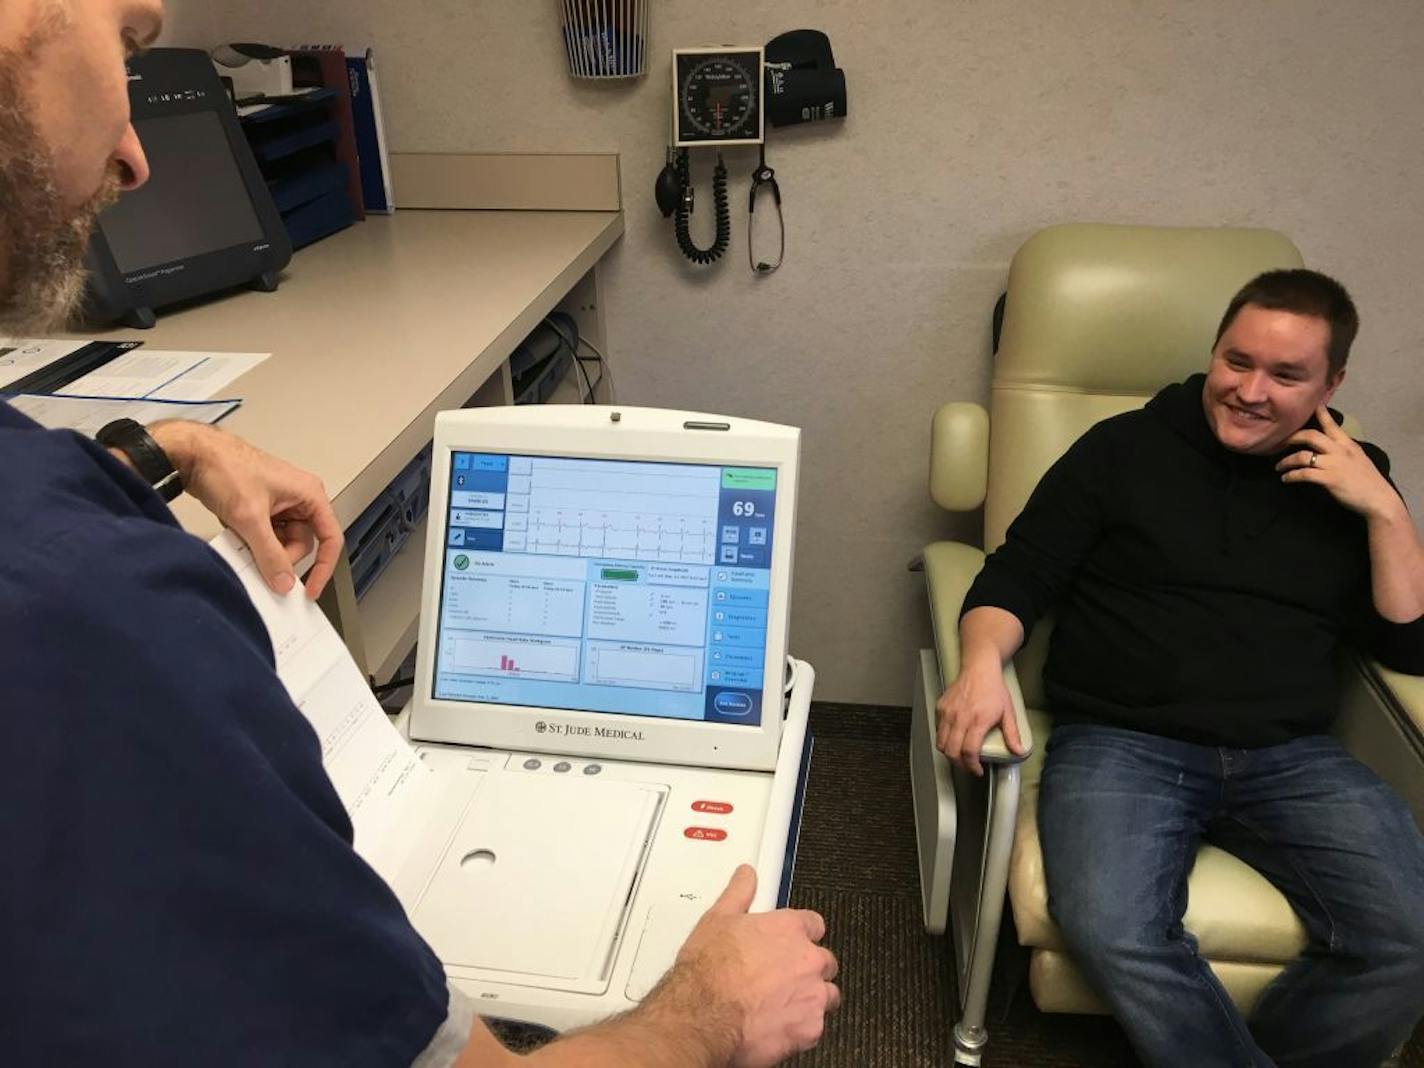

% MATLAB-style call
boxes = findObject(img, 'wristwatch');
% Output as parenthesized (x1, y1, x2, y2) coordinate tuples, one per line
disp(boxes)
(95, 418, 184, 502)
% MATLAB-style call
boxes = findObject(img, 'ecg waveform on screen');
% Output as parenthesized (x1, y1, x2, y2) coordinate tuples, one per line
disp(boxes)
(501, 459, 721, 563)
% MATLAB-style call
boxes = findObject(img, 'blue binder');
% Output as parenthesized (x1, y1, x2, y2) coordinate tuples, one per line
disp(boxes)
(346, 49, 393, 213)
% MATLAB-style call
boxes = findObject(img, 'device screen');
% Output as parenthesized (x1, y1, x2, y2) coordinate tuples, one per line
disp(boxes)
(432, 453, 777, 726)
(99, 110, 264, 275)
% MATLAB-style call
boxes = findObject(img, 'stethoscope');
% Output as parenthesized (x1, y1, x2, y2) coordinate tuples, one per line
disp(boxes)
(748, 143, 784, 274)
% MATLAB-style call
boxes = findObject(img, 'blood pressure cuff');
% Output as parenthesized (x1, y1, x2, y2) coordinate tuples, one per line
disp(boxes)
(765, 29, 848, 127)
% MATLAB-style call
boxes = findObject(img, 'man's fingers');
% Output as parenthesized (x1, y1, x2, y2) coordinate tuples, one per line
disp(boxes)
(824, 982, 842, 1013)
(1284, 429, 1330, 453)
(1000, 698, 1027, 756)
(943, 715, 969, 768)
(935, 698, 957, 753)
(820, 947, 839, 981)
(299, 495, 344, 600)
(961, 720, 989, 776)
(303, 534, 343, 600)
(236, 519, 298, 595)
(795, 909, 826, 943)
(1316, 404, 1346, 439)
(709, 863, 757, 916)
(1275, 449, 1316, 472)
(935, 705, 954, 754)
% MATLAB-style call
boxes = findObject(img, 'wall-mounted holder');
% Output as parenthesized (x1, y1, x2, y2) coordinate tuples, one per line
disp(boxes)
(559, 0, 649, 79)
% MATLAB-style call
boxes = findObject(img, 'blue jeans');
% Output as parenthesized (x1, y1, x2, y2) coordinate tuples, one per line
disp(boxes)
(1038, 724, 1424, 1068)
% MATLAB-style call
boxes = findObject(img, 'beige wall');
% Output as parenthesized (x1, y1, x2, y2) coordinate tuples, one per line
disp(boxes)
(155, 0, 214, 47)
(197, 1, 1424, 705)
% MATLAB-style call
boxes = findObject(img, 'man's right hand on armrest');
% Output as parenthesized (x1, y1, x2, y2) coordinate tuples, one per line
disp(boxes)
(936, 606, 1028, 776)
(454, 864, 839, 1068)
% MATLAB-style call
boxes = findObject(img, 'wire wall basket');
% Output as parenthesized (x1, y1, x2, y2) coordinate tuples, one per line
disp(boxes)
(559, 0, 648, 79)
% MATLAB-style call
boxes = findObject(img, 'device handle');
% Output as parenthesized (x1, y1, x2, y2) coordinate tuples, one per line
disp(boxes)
(751, 657, 814, 912)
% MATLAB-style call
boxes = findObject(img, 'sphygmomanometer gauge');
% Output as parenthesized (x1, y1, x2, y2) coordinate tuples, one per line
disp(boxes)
(682, 58, 754, 137)
(672, 48, 764, 147)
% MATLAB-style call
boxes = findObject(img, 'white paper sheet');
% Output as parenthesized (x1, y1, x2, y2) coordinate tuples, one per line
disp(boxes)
(8, 393, 239, 434)
(0, 337, 90, 390)
(209, 530, 447, 872)
(59, 350, 267, 401)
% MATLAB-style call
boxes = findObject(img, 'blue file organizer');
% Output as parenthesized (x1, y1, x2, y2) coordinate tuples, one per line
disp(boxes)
(239, 88, 356, 250)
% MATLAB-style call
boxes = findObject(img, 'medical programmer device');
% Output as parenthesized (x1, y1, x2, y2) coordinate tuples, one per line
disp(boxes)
(84, 48, 290, 329)
(412, 406, 798, 772)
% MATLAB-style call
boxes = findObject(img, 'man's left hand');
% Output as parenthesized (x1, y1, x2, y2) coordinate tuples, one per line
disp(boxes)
(148, 421, 344, 598)
(1277, 405, 1405, 521)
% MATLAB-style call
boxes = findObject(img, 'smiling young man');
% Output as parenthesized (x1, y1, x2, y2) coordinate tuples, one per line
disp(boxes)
(935, 269, 1424, 1067)
(1, 2, 837, 1066)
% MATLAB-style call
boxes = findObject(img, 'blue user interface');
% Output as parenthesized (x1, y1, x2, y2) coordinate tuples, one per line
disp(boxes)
(432, 453, 777, 726)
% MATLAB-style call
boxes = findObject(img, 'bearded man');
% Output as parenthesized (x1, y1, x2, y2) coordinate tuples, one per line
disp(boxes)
(0, 4, 839, 1065)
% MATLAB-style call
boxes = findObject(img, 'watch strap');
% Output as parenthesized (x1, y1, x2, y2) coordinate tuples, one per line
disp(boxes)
(95, 418, 183, 503)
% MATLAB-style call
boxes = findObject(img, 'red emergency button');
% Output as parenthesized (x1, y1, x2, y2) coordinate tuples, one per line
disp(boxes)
(692, 800, 734, 815)
(684, 826, 728, 842)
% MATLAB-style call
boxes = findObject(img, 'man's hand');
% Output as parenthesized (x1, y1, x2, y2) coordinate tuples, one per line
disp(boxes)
(935, 660, 1025, 777)
(1279, 405, 1424, 623)
(672, 865, 839, 1067)
(935, 606, 1029, 776)
(1278, 405, 1406, 522)
(148, 421, 343, 598)
(455, 865, 838, 1067)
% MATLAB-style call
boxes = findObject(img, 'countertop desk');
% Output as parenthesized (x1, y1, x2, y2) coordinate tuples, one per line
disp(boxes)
(85, 186, 623, 680)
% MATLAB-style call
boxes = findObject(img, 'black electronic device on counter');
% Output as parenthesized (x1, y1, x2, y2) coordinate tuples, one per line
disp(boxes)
(84, 48, 291, 329)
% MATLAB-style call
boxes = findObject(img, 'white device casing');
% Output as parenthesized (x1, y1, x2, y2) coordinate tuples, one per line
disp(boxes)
(411, 406, 798, 773)
(390, 659, 814, 1033)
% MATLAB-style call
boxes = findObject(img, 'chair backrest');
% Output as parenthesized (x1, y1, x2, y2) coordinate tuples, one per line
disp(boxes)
(990, 224, 1305, 705)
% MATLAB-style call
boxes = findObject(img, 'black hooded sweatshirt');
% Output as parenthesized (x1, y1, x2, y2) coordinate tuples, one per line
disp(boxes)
(962, 373, 1424, 748)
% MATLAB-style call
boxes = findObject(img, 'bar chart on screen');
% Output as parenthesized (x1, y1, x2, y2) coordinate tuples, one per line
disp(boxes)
(440, 633, 581, 683)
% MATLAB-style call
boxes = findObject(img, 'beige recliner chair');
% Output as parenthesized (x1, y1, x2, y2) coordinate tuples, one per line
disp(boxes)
(909, 223, 1424, 1066)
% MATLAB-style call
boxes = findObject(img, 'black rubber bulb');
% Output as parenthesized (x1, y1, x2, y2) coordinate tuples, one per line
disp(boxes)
(654, 152, 682, 217)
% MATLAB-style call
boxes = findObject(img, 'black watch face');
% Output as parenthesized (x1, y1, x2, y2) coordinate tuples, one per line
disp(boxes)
(676, 51, 760, 144)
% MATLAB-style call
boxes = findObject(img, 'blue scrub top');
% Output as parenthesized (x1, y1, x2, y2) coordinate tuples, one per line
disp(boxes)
(0, 403, 447, 1066)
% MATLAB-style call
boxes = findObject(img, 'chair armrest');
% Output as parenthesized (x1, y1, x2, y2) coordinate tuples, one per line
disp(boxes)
(922, 540, 1034, 763)
(929, 402, 989, 512)
(1335, 657, 1424, 830)
(1375, 662, 1424, 735)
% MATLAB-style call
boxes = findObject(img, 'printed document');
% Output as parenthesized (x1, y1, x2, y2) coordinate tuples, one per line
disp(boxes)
(209, 531, 450, 875)
(60, 349, 267, 401)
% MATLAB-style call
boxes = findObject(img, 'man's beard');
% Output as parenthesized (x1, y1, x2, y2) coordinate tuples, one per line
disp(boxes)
(0, 57, 121, 335)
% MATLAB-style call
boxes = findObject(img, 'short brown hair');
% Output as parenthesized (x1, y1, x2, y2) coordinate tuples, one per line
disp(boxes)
(1214, 269, 1358, 378)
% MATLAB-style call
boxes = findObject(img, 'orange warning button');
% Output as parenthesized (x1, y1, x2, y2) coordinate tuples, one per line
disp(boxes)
(692, 800, 734, 815)
(684, 826, 728, 842)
